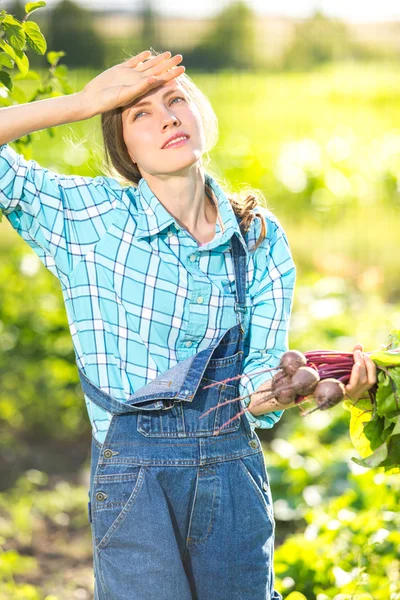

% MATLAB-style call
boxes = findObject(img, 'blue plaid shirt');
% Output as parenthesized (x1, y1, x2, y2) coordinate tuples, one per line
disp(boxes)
(0, 143, 296, 444)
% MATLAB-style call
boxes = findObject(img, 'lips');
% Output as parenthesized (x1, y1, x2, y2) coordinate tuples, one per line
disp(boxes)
(162, 133, 190, 149)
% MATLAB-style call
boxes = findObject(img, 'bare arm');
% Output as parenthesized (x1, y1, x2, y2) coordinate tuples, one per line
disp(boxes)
(0, 93, 90, 146)
(0, 50, 184, 147)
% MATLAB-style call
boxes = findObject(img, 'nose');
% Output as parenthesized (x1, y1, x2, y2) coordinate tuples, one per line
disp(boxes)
(161, 108, 180, 130)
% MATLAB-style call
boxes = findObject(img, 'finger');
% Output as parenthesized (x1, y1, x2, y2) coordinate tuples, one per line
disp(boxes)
(135, 50, 173, 72)
(353, 343, 363, 352)
(151, 65, 186, 85)
(147, 54, 183, 76)
(123, 50, 153, 68)
(353, 348, 363, 365)
(364, 355, 377, 386)
(346, 362, 361, 396)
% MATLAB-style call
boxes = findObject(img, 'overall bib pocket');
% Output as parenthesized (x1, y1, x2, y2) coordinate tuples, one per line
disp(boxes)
(92, 465, 146, 551)
(137, 380, 241, 437)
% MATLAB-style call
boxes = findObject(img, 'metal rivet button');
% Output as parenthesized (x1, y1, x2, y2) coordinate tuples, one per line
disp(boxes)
(197, 296, 204, 304)
(262, 481, 269, 492)
(185, 340, 193, 347)
(103, 449, 113, 458)
(96, 491, 107, 502)
(249, 439, 258, 449)
(189, 254, 197, 262)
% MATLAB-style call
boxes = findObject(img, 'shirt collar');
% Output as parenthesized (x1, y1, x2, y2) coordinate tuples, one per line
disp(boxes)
(135, 172, 248, 255)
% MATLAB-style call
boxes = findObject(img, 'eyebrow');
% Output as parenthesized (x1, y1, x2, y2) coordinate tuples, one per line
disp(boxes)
(129, 88, 181, 113)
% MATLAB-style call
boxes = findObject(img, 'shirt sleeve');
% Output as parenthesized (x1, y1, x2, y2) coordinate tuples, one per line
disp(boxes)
(0, 143, 125, 281)
(239, 208, 296, 431)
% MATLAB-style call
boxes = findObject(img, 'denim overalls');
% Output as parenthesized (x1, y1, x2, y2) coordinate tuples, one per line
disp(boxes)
(78, 231, 282, 600)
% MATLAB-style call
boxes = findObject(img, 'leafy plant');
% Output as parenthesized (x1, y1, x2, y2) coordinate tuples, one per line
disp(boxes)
(0, 0, 73, 223)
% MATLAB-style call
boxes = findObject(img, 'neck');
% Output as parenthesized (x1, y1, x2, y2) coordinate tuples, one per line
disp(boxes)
(140, 167, 218, 240)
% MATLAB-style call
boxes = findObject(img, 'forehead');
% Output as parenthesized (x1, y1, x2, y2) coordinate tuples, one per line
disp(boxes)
(124, 79, 185, 112)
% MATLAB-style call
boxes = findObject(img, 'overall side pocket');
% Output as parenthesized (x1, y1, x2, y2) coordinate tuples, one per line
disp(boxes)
(238, 452, 275, 528)
(92, 465, 146, 551)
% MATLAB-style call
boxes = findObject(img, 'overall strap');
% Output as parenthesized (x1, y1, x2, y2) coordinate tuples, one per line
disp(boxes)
(230, 215, 248, 330)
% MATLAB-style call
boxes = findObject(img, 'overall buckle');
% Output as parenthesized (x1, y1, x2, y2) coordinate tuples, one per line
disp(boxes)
(234, 302, 247, 314)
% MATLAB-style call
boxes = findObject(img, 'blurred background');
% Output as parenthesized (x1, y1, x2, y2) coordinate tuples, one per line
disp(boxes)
(0, 1, 400, 599)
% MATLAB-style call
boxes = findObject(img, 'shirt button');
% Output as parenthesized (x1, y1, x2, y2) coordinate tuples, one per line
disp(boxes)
(262, 481, 269, 492)
(189, 254, 197, 262)
(185, 340, 193, 347)
(167, 230, 174, 238)
(197, 296, 204, 304)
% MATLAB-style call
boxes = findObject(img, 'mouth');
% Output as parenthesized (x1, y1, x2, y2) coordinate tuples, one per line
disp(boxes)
(162, 134, 190, 149)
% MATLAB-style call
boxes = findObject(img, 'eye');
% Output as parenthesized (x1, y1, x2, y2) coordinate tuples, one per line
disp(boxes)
(132, 97, 185, 120)
(132, 110, 146, 121)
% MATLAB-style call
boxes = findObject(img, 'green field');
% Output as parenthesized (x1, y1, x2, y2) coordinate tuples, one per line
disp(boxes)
(1, 63, 400, 599)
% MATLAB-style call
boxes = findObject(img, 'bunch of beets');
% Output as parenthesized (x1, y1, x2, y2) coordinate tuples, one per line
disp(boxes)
(263, 349, 360, 415)
(200, 349, 365, 428)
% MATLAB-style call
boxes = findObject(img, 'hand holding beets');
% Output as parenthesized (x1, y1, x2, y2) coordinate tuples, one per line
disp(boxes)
(248, 345, 377, 416)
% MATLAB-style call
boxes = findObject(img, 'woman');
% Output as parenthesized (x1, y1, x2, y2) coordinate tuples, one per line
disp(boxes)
(0, 50, 376, 599)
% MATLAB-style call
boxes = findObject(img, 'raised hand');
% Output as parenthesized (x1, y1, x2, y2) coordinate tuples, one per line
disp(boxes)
(79, 50, 185, 117)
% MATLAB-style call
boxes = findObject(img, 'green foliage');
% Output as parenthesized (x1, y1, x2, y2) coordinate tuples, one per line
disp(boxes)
(0, 0, 74, 224)
(184, 1, 258, 71)
(45, 0, 107, 69)
(263, 415, 400, 599)
(342, 331, 400, 470)
(0, 469, 89, 598)
(284, 11, 363, 70)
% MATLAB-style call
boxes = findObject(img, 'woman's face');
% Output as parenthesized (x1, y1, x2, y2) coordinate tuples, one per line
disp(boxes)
(121, 79, 206, 177)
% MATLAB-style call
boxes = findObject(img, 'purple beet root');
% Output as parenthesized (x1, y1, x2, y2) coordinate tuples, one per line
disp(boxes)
(313, 378, 346, 410)
(291, 366, 320, 396)
(279, 350, 307, 377)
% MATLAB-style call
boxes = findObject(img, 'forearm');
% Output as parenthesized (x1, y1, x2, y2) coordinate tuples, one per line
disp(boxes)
(247, 378, 297, 417)
(0, 92, 93, 146)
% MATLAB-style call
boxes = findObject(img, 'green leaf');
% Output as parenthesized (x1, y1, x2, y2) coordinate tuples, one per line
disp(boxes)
(363, 417, 385, 450)
(381, 422, 395, 442)
(2, 17, 26, 53)
(46, 50, 66, 67)
(10, 85, 27, 104)
(14, 69, 40, 81)
(347, 398, 373, 457)
(370, 350, 400, 367)
(53, 64, 68, 79)
(25, 1, 47, 16)
(392, 418, 400, 436)
(13, 51, 29, 77)
(380, 435, 400, 469)
(22, 21, 46, 55)
(352, 441, 388, 468)
(0, 53, 14, 68)
(389, 330, 400, 349)
(0, 69, 13, 91)
(0, 40, 17, 60)
(376, 371, 400, 417)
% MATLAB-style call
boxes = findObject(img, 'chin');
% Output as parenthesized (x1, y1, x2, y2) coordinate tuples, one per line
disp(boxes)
(164, 154, 201, 173)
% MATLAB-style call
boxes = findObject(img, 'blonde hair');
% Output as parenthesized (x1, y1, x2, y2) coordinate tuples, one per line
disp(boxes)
(100, 49, 266, 251)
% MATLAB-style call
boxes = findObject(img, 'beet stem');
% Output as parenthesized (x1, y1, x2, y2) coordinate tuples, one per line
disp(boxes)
(201, 366, 280, 390)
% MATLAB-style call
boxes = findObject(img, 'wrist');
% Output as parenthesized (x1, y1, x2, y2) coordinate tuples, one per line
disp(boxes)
(74, 90, 98, 121)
